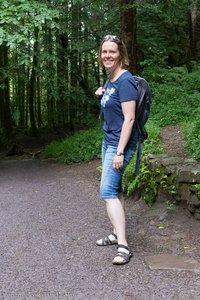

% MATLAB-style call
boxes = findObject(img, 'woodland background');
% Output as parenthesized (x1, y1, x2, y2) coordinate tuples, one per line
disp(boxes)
(0, 0, 200, 156)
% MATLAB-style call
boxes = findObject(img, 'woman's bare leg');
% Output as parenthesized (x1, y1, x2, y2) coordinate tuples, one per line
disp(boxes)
(105, 198, 130, 264)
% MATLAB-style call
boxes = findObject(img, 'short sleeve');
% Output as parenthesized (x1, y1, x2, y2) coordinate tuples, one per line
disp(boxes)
(118, 78, 138, 103)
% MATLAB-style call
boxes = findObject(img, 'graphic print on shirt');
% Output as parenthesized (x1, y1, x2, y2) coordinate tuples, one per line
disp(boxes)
(101, 87, 115, 108)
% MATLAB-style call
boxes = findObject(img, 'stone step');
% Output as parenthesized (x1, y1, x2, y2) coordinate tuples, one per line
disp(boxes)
(145, 254, 200, 272)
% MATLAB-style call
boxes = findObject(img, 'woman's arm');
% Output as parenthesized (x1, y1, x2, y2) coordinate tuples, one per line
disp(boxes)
(113, 100, 136, 171)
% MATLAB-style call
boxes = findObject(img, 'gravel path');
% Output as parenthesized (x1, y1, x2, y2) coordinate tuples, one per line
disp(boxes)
(0, 157, 200, 300)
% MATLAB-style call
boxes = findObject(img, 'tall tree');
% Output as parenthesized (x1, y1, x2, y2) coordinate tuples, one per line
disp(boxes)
(188, 1, 200, 60)
(120, 0, 137, 73)
(56, 31, 69, 129)
(17, 64, 26, 128)
(0, 43, 12, 136)
(28, 28, 39, 135)
(44, 24, 56, 129)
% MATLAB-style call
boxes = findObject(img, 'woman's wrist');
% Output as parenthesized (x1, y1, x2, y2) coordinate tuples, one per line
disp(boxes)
(116, 150, 124, 156)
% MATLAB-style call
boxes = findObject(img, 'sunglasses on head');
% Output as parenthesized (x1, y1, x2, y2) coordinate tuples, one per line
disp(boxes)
(102, 35, 121, 43)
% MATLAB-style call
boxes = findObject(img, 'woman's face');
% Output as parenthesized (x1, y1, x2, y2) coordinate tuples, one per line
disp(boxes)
(101, 41, 121, 72)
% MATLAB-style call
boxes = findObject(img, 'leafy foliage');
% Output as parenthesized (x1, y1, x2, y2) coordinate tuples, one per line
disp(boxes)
(148, 66, 200, 127)
(126, 163, 159, 207)
(123, 159, 178, 207)
(184, 119, 200, 160)
(1, 0, 200, 136)
(0, 0, 59, 47)
(43, 127, 103, 163)
(137, 0, 191, 67)
(194, 184, 200, 199)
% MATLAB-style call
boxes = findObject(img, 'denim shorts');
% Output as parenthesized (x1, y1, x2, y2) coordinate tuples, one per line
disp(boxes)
(99, 141, 137, 199)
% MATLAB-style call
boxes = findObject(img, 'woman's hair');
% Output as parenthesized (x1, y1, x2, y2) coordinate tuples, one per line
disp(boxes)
(98, 35, 129, 68)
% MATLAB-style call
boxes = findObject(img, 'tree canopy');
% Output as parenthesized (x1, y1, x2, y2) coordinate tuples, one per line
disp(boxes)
(0, 0, 200, 139)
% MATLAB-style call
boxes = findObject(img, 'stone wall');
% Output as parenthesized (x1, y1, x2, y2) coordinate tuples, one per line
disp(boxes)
(145, 155, 200, 220)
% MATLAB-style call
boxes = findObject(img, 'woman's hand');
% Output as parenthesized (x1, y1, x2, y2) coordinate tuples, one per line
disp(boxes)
(113, 154, 124, 171)
(95, 87, 105, 98)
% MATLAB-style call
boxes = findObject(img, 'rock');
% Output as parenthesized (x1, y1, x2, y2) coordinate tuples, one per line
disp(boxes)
(177, 183, 192, 203)
(176, 165, 200, 183)
(145, 254, 200, 272)
(146, 155, 196, 173)
(144, 155, 200, 220)
(188, 194, 200, 209)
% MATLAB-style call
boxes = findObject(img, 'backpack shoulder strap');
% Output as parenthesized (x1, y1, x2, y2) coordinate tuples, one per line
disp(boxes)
(135, 140, 143, 176)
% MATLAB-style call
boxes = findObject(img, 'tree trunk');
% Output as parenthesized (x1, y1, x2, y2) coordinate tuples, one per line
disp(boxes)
(45, 25, 56, 129)
(56, 32, 69, 129)
(120, 0, 138, 73)
(17, 64, 26, 127)
(37, 76, 42, 128)
(70, 2, 80, 128)
(28, 28, 39, 135)
(0, 43, 12, 137)
(188, 2, 200, 59)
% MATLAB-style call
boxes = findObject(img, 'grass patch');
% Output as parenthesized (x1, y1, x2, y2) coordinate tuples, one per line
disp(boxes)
(149, 65, 200, 127)
(43, 127, 103, 163)
(184, 119, 200, 160)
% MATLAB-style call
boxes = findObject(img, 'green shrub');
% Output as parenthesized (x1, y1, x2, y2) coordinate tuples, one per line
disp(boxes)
(147, 65, 200, 127)
(123, 159, 177, 207)
(193, 184, 200, 199)
(145, 65, 200, 161)
(124, 162, 159, 207)
(184, 119, 200, 160)
(43, 127, 103, 163)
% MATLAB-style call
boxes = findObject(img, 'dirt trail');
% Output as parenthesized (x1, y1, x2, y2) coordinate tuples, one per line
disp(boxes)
(160, 125, 187, 158)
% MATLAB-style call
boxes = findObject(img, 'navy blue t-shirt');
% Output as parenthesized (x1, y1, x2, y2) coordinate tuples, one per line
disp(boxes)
(101, 70, 138, 147)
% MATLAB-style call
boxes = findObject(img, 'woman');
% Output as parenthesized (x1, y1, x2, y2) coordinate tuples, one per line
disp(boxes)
(95, 35, 138, 265)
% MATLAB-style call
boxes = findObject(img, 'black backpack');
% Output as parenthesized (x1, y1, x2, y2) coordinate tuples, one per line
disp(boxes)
(133, 75, 152, 175)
